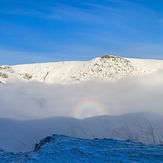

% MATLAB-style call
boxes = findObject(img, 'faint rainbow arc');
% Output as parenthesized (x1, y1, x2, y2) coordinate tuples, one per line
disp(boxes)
(71, 99, 109, 119)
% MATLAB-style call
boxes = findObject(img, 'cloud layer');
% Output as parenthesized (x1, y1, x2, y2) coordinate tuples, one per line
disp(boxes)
(0, 71, 163, 120)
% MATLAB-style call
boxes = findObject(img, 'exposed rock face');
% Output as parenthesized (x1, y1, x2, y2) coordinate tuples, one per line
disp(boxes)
(71, 55, 137, 81)
(34, 136, 51, 151)
(0, 65, 19, 83)
(19, 73, 32, 80)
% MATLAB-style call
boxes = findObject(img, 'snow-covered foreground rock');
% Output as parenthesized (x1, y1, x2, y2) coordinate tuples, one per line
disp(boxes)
(0, 113, 163, 153)
(1, 55, 163, 84)
(0, 135, 163, 163)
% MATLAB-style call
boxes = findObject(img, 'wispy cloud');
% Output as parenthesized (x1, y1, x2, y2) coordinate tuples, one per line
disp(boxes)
(106, 0, 131, 4)
(0, 0, 163, 62)
(0, 50, 54, 65)
(0, 2, 98, 22)
(85, 2, 118, 13)
(47, 4, 102, 22)
(113, 43, 163, 59)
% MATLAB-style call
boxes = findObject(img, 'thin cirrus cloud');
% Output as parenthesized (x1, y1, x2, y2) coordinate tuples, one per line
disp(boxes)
(0, 2, 98, 21)
(0, 71, 163, 120)
(0, 50, 54, 65)
(1, 0, 163, 64)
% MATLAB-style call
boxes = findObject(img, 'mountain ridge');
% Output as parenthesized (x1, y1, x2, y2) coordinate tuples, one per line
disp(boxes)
(1, 55, 163, 84)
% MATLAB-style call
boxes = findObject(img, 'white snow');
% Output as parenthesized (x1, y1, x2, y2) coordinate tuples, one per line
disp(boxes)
(1, 55, 163, 84)
(0, 55, 163, 162)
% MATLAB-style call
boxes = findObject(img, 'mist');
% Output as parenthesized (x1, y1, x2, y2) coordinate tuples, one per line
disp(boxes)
(0, 71, 163, 120)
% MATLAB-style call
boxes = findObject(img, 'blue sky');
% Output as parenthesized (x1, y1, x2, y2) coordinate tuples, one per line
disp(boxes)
(0, 0, 163, 64)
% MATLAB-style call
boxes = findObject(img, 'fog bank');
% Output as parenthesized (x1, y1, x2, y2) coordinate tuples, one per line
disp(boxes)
(0, 71, 163, 120)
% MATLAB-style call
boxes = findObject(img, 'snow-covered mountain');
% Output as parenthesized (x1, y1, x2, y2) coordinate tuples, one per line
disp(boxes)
(0, 55, 163, 162)
(1, 55, 163, 84)
(0, 134, 163, 163)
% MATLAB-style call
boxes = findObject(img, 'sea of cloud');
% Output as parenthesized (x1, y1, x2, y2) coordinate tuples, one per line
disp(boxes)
(0, 71, 163, 120)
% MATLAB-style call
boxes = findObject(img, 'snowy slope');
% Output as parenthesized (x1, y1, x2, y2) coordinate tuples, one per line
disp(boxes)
(1, 55, 163, 84)
(0, 134, 163, 163)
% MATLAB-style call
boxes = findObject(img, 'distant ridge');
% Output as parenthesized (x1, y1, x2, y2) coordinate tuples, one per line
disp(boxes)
(1, 55, 163, 84)
(0, 112, 163, 152)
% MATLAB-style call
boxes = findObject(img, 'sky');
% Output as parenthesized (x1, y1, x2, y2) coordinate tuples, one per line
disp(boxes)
(1, 0, 163, 64)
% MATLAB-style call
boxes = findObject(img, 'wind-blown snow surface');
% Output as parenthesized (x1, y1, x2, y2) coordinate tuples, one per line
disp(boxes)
(0, 135, 163, 163)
